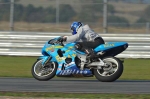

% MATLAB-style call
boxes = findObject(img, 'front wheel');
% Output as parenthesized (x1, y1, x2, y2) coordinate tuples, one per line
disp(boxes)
(31, 59, 58, 81)
(94, 56, 123, 82)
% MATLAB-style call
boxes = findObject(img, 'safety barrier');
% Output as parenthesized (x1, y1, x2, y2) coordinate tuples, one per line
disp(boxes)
(0, 31, 150, 58)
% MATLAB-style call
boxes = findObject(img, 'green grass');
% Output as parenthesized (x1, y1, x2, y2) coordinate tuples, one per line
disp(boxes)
(0, 56, 37, 77)
(0, 56, 150, 80)
(120, 58, 150, 80)
(0, 92, 150, 99)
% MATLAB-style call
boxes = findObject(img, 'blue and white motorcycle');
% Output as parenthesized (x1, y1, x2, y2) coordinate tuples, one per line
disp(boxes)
(31, 37, 128, 82)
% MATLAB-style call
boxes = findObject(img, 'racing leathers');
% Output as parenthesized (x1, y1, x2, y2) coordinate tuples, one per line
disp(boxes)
(65, 24, 105, 60)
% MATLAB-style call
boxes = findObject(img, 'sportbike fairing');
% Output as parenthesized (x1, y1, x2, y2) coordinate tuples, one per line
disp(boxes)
(39, 40, 93, 77)
(94, 42, 128, 52)
(39, 38, 128, 77)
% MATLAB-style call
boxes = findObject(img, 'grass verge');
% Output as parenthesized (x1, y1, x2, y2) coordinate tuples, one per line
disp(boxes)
(0, 92, 150, 99)
(0, 56, 150, 80)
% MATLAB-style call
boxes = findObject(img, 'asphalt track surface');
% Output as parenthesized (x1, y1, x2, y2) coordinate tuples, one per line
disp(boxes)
(0, 77, 150, 94)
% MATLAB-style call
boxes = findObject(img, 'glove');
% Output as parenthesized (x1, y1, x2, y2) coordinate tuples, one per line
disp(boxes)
(57, 36, 67, 42)
(57, 37, 64, 42)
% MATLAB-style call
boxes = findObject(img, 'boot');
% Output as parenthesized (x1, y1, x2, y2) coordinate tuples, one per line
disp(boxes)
(85, 49, 98, 61)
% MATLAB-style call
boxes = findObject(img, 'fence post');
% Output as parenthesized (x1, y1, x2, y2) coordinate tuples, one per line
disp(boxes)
(56, 0, 59, 27)
(146, 22, 149, 34)
(103, 0, 108, 33)
(10, 0, 14, 31)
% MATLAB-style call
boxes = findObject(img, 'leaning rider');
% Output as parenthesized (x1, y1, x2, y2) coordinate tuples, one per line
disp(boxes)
(58, 21, 105, 60)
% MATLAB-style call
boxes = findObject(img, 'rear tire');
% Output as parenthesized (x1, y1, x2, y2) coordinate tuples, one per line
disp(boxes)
(94, 56, 123, 82)
(31, 59, 58, 81)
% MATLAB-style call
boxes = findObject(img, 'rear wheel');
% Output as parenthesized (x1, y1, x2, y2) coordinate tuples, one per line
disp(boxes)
(31, 59, 58, 81)
(94, 56, 123, 82)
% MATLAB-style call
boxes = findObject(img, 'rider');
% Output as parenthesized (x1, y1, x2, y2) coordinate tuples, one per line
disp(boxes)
(58, 21, 105, 60)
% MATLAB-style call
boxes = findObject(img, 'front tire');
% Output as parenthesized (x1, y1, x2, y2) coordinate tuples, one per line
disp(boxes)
(94, 56, 123, 82)
(31, 59, 58, 81)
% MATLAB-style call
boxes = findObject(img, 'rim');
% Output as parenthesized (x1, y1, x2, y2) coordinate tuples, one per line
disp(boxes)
(97, 58, 119, 77)
(34, 60, 55, 77)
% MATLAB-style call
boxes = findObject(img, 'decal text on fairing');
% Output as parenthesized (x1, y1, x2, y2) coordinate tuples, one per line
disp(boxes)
(59, 69, 88, 75)
(104, 44, 115, 47)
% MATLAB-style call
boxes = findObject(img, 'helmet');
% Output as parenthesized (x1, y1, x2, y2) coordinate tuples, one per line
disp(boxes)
(70, 22, 83, 35)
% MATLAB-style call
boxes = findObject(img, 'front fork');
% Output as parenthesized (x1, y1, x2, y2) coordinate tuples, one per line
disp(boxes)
(38, 56, 51, 66)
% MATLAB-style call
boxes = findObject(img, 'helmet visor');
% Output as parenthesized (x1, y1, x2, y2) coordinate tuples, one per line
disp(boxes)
(71, 26, 77, 35)
(72, 30, 77, 35)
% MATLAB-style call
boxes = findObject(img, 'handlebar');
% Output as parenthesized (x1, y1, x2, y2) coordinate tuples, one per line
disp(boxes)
(48, 39, 64, 46)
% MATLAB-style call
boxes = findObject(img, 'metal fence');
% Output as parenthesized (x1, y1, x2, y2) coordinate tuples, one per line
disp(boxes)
(0, 31, 150, 58)
(0, 0, 150, 33)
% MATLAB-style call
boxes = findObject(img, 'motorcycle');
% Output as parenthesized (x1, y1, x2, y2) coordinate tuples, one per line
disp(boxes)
(31, 37, 128, 82)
